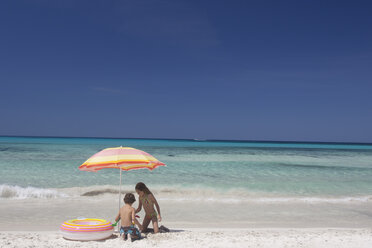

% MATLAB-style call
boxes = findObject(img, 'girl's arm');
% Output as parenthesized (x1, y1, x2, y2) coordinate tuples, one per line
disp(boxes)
(150, 194, 162, 221)
(135, 198, 142, 213)
(131, 208, 135, 224)
(132, 208, 143, 230)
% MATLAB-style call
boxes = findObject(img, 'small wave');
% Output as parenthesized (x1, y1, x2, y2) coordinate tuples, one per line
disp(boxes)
(0, 185, 68, 199)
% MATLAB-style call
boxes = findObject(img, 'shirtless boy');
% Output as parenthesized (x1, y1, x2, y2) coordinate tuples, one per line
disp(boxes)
(115, 193, 142, 241)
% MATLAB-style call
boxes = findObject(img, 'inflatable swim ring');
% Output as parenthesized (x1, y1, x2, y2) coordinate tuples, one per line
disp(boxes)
(60, 218, 114, 241)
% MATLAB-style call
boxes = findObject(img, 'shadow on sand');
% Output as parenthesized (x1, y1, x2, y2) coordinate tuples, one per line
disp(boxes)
(64, 226, 184, 243)
(142, 225, 184, 234)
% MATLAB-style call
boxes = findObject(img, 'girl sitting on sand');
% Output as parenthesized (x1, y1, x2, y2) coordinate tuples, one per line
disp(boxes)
(135, 182, 162, 233)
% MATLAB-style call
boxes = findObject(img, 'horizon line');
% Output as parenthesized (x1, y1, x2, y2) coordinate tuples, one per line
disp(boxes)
(1, 134, 372, 146)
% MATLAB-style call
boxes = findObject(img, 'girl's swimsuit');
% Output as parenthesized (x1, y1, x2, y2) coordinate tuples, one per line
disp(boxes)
(142, 194, 158, 219)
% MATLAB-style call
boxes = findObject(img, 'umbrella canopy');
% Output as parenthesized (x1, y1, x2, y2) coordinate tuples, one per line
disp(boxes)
(79, 147, 165, 172)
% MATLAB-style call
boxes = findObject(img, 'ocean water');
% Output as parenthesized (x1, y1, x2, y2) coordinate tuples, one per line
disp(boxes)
(1, 136, 372, 202)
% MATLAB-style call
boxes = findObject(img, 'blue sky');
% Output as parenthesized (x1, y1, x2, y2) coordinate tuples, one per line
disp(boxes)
(1, 0, 371, 142)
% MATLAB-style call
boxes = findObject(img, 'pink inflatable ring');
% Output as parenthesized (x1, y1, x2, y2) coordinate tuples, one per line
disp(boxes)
(60, 218, 114, 241)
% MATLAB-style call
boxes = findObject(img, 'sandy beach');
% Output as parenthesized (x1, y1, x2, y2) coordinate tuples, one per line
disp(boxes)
(1, 229, 372, 248)
(1, 190, 372, 247)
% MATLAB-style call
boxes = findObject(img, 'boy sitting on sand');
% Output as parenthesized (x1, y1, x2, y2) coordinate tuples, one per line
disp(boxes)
(115, 193, 142, 241)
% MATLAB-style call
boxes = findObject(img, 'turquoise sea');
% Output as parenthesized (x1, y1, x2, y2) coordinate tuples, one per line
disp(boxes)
(1, 136, 372, 201)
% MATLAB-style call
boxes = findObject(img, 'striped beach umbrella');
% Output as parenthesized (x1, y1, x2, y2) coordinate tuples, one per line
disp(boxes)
(79, 147, 166, 222)
(79, 147, 165, 172)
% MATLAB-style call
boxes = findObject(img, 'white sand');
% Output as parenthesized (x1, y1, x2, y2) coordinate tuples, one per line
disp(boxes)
(1, 229, 372, 248)
(2, 194, 372, 231)
(2, 188, 372, 247)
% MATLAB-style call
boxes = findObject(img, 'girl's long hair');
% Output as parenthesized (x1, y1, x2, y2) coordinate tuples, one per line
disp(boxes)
(135, 182, 152, 195)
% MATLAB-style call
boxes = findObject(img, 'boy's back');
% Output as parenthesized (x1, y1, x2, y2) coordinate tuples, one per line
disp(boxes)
(119, 204, 135, 227)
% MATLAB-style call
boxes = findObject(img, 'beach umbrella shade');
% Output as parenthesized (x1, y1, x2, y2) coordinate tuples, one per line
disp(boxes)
(79, 147, 166, 221)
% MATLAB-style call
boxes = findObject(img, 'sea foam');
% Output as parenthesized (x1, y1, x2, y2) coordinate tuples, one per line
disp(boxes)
(0, 184, 68, 199)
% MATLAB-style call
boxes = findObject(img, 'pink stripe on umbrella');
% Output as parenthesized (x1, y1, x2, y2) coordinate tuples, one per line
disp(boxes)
(89, 148, 153, 157)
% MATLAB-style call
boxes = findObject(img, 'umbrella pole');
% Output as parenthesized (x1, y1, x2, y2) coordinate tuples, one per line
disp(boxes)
(118, 167, 122, 232)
